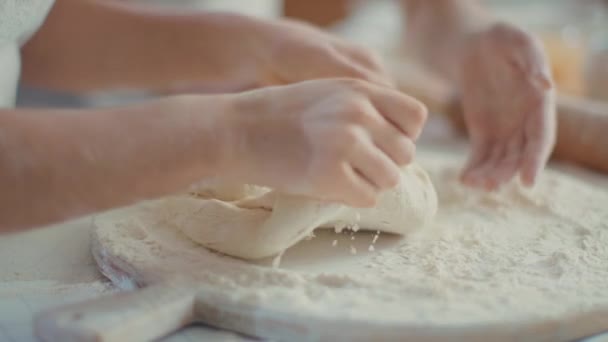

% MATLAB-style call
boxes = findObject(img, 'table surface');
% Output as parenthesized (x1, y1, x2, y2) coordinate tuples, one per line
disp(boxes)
(0, 281, 253, 341)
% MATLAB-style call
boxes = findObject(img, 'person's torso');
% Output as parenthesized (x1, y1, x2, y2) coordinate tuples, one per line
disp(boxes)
(0, 0, 55, 108)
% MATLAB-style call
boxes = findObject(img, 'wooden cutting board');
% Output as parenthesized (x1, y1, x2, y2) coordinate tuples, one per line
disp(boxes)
(34, 202, 608, 342)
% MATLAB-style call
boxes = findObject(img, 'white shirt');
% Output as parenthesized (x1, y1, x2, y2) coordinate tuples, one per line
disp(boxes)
(0, 0, 55, 108)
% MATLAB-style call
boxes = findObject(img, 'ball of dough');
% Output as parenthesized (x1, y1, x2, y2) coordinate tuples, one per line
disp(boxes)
(163, 163, 437, 260)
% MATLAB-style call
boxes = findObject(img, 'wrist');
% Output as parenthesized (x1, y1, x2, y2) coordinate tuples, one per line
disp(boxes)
(166, 94, 235, 181)
(212, 89, 272, 183)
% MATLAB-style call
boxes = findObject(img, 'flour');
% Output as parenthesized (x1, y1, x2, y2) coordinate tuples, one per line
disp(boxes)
(167, 162, 437, 260)
(91, 148, 608, 338)
(0, 217, 103, 283)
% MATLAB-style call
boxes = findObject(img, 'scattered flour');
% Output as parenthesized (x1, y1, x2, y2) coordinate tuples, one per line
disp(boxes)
(168, 163, 437, 260)
(372, 231, 380, 244)
(91, 151, 608, 334)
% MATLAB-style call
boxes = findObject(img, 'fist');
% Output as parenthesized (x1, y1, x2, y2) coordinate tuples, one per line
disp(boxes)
(222, 79, 427, 207)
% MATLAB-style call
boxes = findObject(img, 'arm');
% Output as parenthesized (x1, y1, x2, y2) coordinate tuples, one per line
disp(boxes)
(21, 0, 264, 93)
(21, 0, 391, 94)
(0, 79, 426, 232)
(0, 95, 227, 231)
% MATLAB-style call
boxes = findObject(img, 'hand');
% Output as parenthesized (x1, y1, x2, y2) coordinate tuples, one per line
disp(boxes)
(253, 19, 392, 87)
(220, 79, 427, 207)
(459, 22, 556, 190)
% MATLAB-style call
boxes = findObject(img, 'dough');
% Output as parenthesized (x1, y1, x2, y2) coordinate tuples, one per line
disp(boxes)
(79, 148, 608, 341)
(159, 163, 437, 260)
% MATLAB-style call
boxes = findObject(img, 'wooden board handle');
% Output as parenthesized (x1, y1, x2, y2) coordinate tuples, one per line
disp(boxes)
(34, 283, 196, 342)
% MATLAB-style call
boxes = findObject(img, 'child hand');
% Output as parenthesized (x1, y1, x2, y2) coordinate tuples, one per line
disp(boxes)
(221, 79, 427, 207)
(459, 23, 556, 190)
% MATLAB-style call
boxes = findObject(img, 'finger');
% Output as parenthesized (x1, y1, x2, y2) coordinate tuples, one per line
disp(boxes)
(365, 85, 428, 140)
(480, 146, 506, 190)
(461, 139, 492, 186)
(372, 123, 417, 167)
(520, 142, 545, 187)
(350, 136, 402, 191)
(520, 136, 554, 187)
(520, 99, 556, 186)
(338, 163, 379, 208)
(343, 99, 416, 167)
(487, 136, 525, 189)
(489, 157, 521, 190)
(467, 145, 504, 189)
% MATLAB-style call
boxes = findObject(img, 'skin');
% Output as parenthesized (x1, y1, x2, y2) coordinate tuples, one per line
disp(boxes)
(22, 0, 390, 93)
(402, 1, 556, 190)
(0, 96, 226, 231)
(220, 79, 426, 206)
(0, 82, 425, 232)
(285, 0, 558, 190)
(404, 1, 608, 178)
(553, 95, 608, 173)
(3, 0, 422, 231)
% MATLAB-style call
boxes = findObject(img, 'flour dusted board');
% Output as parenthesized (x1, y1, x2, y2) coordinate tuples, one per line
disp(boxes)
(170, 163, 437, 260)
(36, 151, 608, 341)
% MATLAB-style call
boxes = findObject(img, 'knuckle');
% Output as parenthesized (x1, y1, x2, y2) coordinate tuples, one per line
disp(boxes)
(401, 99, 428, 137)
(341, 125, 363, 144)
(339, 100, 371, 125)
(411, 101, 429, 124)
(339, 78, 369, 92)
(329, 126, 362, 155)
(395, 137, 415, 165)
(344, 106, 369, 125)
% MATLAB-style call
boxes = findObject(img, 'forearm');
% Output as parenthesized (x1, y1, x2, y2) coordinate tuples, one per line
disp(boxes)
(0, 95, 227, 231)
(21, 0, 263, 93)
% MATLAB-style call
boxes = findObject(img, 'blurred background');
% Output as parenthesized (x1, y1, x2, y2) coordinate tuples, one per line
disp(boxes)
(16, 0, 608, 107)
